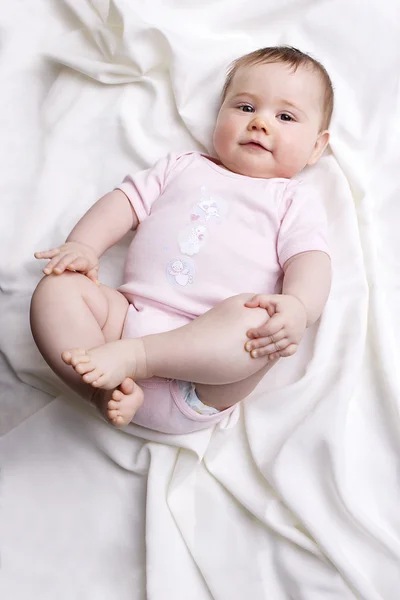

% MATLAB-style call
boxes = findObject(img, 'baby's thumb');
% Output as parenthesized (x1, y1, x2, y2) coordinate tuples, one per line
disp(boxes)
(87, 267, 100, 286)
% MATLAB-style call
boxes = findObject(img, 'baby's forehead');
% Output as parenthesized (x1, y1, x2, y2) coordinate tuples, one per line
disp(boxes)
(231, 61, 322, 92)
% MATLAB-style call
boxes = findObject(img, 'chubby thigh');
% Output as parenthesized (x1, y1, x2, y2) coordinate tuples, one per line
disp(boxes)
(30, 272, 130, 398)
(95, 282, 131, 342)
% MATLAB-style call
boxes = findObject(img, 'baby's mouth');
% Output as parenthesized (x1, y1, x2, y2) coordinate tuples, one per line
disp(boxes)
(240, 140, 270, 152)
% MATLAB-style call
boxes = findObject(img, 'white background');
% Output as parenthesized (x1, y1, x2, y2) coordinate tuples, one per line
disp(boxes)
(1, 1, 400, 598)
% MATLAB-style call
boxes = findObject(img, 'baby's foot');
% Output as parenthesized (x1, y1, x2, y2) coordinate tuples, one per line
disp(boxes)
(92, 377, 144, 427)
(61, 339, 147, 390)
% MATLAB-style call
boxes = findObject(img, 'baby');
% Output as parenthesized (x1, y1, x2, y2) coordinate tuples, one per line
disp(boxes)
(31, 46, 333, 434)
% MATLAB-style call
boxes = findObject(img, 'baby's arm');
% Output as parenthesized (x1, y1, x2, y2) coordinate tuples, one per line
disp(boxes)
(245, 251, 331, 359)
(35, 190, 138, 282)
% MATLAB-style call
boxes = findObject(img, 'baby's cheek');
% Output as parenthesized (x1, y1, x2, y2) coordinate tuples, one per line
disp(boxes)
(279, 134, 310, 173)
(214, 118, 235, 147)
(272, 148, 300, 178)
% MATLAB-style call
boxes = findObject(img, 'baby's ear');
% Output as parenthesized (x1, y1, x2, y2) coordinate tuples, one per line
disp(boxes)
(307, 130, 330, 166)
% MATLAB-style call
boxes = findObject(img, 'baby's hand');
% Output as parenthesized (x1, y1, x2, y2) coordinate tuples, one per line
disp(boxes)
(244, 294, 307, 360)
(34, 241, 100, 284)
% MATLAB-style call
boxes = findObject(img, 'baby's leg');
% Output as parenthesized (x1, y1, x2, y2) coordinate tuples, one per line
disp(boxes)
(67, 293, 273, 391)
(30, 272, 143, 426)
(195, 360, 278, 412)
(162, 295, 278, 411)
(144, 294, 272, 383)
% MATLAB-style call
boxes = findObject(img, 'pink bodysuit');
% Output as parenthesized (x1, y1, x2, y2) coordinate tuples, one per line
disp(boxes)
(117, 152, 330, 434)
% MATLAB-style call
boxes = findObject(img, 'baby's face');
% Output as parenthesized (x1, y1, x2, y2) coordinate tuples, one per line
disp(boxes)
(213, 62, 329, 179)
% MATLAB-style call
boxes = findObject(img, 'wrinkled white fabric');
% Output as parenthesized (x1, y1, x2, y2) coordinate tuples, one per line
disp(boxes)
(1, 1, 400, 598)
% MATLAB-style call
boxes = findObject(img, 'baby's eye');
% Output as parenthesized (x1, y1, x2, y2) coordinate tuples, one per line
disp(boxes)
(238, 104, 255, 113)
(278, 113, 294, 122)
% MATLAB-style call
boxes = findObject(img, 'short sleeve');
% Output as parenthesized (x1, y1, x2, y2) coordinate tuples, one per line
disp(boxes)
(116, 153, 178, 223)
(277, 180, 330, 268)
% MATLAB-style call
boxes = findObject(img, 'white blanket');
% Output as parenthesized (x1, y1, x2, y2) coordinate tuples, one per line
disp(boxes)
(1, 1, 400, 598)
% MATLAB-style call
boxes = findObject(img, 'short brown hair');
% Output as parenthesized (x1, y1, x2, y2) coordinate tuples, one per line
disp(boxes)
(221, 46, 334, 130)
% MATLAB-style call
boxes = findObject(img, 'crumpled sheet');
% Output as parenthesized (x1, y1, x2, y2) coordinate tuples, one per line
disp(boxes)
(1, 1, 400, 598)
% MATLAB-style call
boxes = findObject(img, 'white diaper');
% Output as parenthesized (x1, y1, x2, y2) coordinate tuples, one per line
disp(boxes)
(177, 380, 220, 416)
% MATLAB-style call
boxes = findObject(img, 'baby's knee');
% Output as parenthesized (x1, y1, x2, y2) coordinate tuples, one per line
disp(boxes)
(31, 272, 89, 305)
(220, 293, 269, 329)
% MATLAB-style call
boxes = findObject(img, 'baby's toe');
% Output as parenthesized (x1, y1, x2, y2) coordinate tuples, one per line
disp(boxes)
(82, 368, 103, 384)
(112, 389, 123, 401)
(107, 399, 120, 410)
(91, 374, 108, 388)
(119, 378, 135, 395)
(61, 350, 72, 363)
(62, 349, 83, 364)
(108, 408, 119, 420)
(71, 354, 90, 367)
(75, 361, 94, 375)
(63, 348, 87, 364)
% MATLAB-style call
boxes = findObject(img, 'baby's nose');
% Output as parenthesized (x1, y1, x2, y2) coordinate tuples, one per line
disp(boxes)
(248, 117, 269, 134)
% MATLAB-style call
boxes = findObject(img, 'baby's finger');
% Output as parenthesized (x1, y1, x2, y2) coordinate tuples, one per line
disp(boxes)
(244, 294, 273, 310)
(247, 314, 285, 339)
(52, 253, 78, 274)
(278, 344, 298, 358)
(245, 337, 269, 354)
(245, 298, 277, 319)
(245, 329, 286, 352)
(86, 267, 100, 285)
(35, 248, 61, 259)
(265, 344, 298, 361)
(248, 345, 278, 359)
(259, 338, 290, 357)
(244, 296, 262, 308)
(248, 337, 288, 358)
(43, 254, 67, 274)
(68, 256, 90, 272)
(260, 315, 286, 337)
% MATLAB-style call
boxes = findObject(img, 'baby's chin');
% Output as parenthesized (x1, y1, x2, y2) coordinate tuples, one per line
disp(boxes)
(214, 148, 298, 179)
(219, 157, 292, 179)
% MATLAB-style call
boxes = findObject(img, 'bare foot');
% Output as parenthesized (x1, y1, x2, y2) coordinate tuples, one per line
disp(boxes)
(92, 377, 144, 427)
(61, 339, 147, 390)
